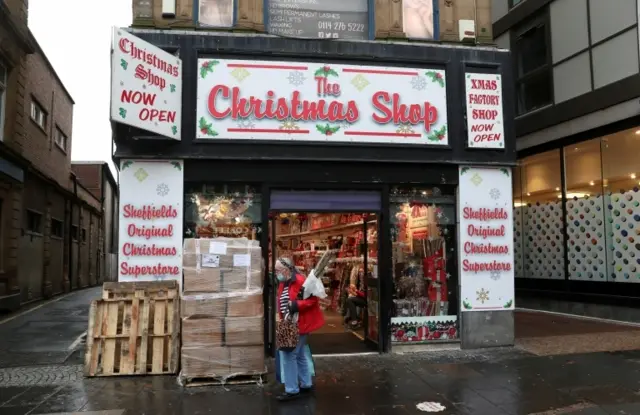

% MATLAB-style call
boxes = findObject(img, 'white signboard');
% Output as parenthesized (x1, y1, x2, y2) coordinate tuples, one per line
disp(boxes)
(110, 28, 182, 140)
(196, 58, 449, 145)
(118, 160, 184, 287)
(465, 73, 504, 149)
(458, 166, 514, 311)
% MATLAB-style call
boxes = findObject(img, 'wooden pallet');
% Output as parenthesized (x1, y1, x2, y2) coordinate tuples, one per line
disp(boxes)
(102, 280, 178, 301)
(182, 373, 266, 388)
(84, 282, 180, 377)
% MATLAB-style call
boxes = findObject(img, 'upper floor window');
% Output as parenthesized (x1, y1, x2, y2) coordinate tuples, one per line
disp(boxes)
(54, 127, 68, 151)
(198, 0, 234, 28)
(514, 15, 552, 115)
(0, 61, 6, 142)
(403, 0, 436, 40)
(30, 100, 47, 130)
(510, 0, 525, 7)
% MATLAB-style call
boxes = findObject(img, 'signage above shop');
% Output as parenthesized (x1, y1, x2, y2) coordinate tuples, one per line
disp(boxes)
(465, 73, 504, 149)
(118, 159, 184, 287)
(110, 28, 182, 140)
(196, 59, 449, 145)
(458, 166, 514, 312)
(267, 0, 369, 40)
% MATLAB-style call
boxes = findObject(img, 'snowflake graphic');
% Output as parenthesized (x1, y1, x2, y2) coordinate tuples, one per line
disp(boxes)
(410, 76, 427, 91)
(280, 119, 300, 131)
(396, 124, 414, 135)
(237, 118, 256, 129)
(287, 71, 306, 86)
(244, 199, 253, 207)
(490, 270, 501, 281)
(156, 183, 170, 197)
(477, 288, 490, 304)
(436, 211, 444, 219)
(490, 188, 501, 200)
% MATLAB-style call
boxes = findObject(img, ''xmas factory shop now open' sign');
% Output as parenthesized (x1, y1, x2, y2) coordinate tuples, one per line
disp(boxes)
(196, 59, 449, 145)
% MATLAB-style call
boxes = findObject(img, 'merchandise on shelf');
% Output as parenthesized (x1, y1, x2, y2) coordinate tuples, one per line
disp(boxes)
(180, 237, 265, 380)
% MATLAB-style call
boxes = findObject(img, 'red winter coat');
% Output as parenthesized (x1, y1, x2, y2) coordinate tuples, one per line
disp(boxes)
(277, 273, 325, 335)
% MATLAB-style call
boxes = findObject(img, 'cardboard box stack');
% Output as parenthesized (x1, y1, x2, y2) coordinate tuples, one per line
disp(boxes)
(180, 237, 265, 380)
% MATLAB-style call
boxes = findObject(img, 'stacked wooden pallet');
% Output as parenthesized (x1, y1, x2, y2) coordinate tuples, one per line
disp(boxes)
(84, 281, 180, 377)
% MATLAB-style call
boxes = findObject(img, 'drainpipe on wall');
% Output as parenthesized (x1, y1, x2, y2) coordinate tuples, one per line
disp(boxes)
(69, 173, 77, 290)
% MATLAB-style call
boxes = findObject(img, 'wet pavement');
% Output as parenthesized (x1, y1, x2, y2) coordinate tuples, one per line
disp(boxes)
(3, 289, 640, 414)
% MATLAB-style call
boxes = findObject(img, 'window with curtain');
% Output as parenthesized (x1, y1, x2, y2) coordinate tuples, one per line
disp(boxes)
(198, 0, 234, 28)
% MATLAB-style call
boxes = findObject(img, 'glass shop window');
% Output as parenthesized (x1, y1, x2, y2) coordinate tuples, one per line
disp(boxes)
(519, 150, 565, 280)
(183, 183, 262, 240)
(601, 127, 640, 283)
(389, 185, 458, 343)
(563, 138, 607, 282)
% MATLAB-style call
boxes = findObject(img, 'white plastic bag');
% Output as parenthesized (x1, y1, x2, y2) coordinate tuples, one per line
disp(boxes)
(302, 270, 328, 299)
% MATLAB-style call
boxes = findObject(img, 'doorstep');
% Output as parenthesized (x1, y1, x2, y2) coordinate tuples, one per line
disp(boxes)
(392, 342, 461, 354)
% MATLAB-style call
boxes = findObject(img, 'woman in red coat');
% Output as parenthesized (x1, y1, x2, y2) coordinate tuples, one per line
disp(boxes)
(275, 257, 325, 401)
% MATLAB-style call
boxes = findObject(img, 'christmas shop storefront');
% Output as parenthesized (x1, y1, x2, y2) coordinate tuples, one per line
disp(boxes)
(111, 29, 517, 355)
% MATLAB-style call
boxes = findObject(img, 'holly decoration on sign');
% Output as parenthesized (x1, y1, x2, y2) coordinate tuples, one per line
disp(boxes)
(171, 125, 178, 135)
(200, 60, 220, 79)
(121, 161, 133, 170)
(314, 65, 339, 78)
(500, 168, 510, 177)
(198, 117, 218, 137)
(463, 300, 472, 310)
(118, 108, 127, 119)
(460, 167, 470, 175)
(120, 59, 128, 70)
(170, 161, 182, 171)
(170, 84, 176, 93)
(504, 299, 513, 308)
(316, 123, 340, 136)
(425, 71, 445, 87)
(426, 125, 447, 142)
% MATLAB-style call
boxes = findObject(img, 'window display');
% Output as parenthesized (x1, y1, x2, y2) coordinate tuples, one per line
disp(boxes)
(390, 186, 458, 343)
(184, 184, 262, 240)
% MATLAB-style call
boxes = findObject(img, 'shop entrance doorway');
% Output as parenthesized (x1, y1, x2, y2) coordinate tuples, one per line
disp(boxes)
(268, 190, 382, 355)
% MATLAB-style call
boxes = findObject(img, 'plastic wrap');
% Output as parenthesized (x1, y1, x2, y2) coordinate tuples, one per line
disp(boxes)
(180, 237, 266, 381)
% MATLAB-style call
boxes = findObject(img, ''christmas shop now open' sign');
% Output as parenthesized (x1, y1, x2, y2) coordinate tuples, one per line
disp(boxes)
(465, 73, 505, 149)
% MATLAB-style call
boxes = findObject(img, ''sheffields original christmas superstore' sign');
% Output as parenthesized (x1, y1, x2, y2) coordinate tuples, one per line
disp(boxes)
(458, 166, 514, 311)
(118, 160, 184, 287)
(196, 59, 449, 145)
(110, 28, 182, 140)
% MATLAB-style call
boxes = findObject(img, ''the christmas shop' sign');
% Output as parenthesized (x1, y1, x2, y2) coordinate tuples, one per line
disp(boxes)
(465, 73, 504, 149)
(196, 59, 449, 145)
(110, 28, 182, 140)
(458, 166, 514, 311)
(118, 160, 184, 288)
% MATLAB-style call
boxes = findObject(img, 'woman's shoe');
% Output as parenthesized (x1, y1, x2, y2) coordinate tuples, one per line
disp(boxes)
(300, 386, 314, 394)
(277, 392, 301, 401)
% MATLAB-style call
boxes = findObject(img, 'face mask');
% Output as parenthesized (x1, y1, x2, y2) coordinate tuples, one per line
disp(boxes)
(276, 273, 287, 282)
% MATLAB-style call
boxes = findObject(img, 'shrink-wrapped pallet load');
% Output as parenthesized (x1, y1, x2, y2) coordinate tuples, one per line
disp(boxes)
(179, 237, 266, 384)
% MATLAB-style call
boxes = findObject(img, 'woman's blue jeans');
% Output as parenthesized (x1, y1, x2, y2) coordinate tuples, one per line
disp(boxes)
(280, 334, 312, 394)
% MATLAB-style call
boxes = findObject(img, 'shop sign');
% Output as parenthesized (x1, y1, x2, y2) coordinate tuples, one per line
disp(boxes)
(110, 28, 182, 140)
(465, 73, 504, 149)
(118, 160, 184, 287)
(458, 166, 514, 311)
(196, 59, 448, 145)
(267, 0, 368, 40)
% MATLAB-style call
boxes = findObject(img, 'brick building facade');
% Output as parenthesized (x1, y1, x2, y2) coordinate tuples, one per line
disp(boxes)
(0, 1, 105, 310)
